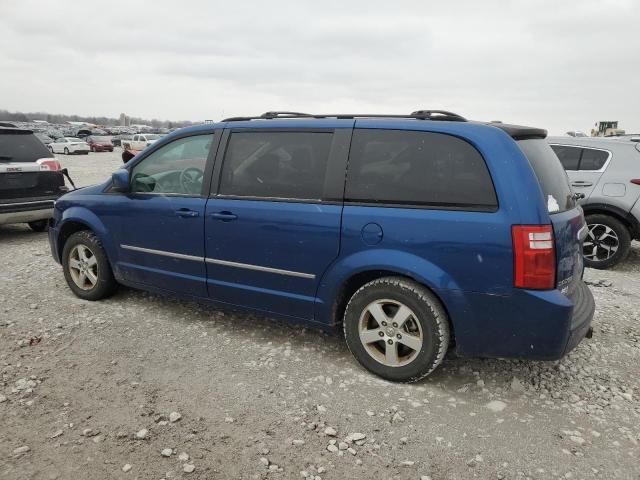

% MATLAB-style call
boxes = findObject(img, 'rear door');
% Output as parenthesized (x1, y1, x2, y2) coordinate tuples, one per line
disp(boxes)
(204, 127, 351, 320)
(519, 140, 584, 299)
(550, 144, 610, 201)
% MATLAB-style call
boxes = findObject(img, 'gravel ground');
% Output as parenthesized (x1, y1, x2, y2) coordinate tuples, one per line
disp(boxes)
(1, 150, 639, 480)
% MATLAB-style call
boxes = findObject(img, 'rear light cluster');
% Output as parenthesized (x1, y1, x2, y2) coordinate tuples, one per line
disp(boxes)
(631, 179, 640, 186)
(36, 158, 62, 171)
(512, 225, 556, 290)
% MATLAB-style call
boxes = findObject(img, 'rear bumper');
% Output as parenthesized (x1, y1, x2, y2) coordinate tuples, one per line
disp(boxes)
(0, 199, 55, 225)
(446, 281, 595, 360)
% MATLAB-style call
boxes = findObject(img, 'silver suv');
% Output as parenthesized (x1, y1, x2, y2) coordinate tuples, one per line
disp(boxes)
(548, 137, 640, 268)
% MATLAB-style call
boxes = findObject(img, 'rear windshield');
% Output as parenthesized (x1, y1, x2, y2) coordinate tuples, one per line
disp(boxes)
(0, 130, 52, 162)
(518, 139, 575, 213)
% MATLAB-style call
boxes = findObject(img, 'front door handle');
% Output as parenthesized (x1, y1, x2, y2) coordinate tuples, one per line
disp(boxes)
(571, 181, 593, 187)
(174, 208, 199, 218)
(210, 211, 238, 221)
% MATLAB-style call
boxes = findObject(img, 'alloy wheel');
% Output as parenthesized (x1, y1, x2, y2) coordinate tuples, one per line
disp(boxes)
(583, 223, 619, 262)
(358, 299, 423, 367)
(68, 244, 99, 290)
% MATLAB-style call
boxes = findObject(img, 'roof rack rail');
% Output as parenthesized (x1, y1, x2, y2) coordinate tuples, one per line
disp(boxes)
(222, 110, 467, 122)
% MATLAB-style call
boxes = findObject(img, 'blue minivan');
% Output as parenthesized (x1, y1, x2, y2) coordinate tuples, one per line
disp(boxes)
(48, 111, 595, 382)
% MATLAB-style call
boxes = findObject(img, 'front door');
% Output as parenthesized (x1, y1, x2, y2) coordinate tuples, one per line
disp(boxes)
(106, 133, 218, 297)
(204, 128, 349, 320)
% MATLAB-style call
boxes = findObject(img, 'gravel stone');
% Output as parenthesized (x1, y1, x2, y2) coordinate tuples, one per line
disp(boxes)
(169, 412, 182, 423)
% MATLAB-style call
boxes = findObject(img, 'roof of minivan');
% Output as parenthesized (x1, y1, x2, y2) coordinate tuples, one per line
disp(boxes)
(174, 115, 547, 140)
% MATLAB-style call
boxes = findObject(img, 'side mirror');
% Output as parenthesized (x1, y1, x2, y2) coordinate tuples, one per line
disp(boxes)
(111, 169, 130, 193)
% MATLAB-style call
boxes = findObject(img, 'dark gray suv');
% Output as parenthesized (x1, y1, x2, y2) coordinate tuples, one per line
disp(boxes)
(548, 137, 640, 268)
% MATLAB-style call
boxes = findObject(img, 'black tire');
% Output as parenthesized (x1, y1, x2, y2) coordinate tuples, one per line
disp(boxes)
(64, 147, 69, 155)
(28, 220, 48, 232)
(48, 145, 54, 153)
(62, 231, 118, 301)
(343, 277, 450, 383)
(583, 214, 631, 269)
(90, 146, 95, 152)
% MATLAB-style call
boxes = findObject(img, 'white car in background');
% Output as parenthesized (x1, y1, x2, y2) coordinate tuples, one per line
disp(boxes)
(122, 133, 161, 151)
(49, 137, 90, 155)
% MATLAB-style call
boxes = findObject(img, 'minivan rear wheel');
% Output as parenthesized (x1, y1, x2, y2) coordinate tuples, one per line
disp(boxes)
(62, 231, 117, 300)
(343, 277, 450, 382)
(583, 214, 630, 269)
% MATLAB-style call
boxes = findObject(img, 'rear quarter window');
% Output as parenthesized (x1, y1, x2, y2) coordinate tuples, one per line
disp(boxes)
(0, 131, 52, 163)
(345, 129, 497, 210)
(518, 139, 576, 213)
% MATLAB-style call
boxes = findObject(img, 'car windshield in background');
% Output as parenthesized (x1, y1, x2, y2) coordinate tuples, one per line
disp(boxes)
(92, 136, 111, 142)
(0, 130, 52, 162)
(518, 139, 576, 213)
(146, 134, 160, 140)
(66, 138, 83, 142)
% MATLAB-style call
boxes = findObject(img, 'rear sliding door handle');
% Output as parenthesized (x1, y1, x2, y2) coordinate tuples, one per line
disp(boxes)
(210, 211, 238, 221)
(571, 181, 593, 187)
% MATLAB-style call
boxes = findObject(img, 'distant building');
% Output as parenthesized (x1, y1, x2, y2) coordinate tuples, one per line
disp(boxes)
(119, 113, 128, 126)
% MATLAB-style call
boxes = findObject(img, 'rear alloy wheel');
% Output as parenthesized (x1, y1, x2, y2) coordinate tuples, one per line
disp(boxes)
(583, 214, 631, 269)
(62, 231, 117, 300)
(28, 220, 48, 232)
(343, 277, 450, 382)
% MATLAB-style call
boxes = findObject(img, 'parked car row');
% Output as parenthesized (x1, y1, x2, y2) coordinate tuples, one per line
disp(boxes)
(47, 110, 595, 382)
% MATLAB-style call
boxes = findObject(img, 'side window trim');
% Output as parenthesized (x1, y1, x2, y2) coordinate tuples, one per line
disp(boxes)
(209, 127, 352, 203)
(551, 143, 611, 172)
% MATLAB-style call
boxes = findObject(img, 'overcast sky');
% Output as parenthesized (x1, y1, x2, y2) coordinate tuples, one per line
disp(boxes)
(1, 0, 638, 134)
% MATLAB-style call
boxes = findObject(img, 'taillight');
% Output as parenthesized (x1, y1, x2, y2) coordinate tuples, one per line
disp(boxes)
(631, 179, 640, 186)
(512, 225, 556, 290)
(37, 158, 62, 171)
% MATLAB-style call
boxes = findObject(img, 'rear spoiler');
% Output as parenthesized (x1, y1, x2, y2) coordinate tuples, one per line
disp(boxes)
(485, 122, 547, 140)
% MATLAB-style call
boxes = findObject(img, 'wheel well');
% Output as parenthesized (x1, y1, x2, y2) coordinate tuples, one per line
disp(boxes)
(57, 221, 91, 258)
(583, 208, 635, 236)
(331, 270, 456, 343)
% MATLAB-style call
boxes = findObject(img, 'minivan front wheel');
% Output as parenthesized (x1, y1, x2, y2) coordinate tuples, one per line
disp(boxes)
(62, 231, 117, 300)
(583, 214, 631, 269)
(343, 277, 450, 382)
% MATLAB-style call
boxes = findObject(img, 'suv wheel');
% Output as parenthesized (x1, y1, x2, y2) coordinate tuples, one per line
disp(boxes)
(62, 231, 118, 300)
(28, 220, 48, 232)
(583, 214, 631, 269)
(343, 277, 450, 382)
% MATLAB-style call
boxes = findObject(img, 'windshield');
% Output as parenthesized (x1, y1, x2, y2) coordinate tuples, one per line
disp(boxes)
(518, 139, 576, 213)
(0, 131, 53, 162)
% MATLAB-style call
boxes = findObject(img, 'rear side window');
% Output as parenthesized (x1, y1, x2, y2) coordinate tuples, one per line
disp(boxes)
(580, 148, 609, 170)
(345, 129, 497, 209)
(219, 131, 333, 200)
(0, 131, 52, 163)
(518, 140, 575, 213)
(550, 144, 609, 171)
(550, 145, 581, 170)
